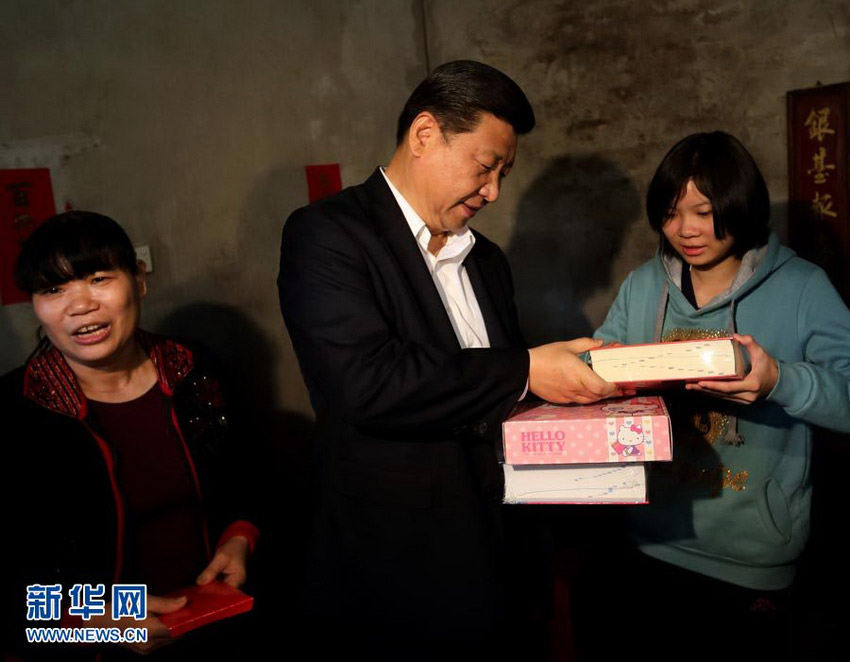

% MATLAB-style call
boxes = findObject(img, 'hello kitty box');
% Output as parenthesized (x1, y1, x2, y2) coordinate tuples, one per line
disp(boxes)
(502, 396, 672, 465)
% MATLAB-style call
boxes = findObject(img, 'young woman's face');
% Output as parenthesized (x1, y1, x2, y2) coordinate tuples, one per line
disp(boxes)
(32, 267, 146, 372)
(662, 179, 737, 270)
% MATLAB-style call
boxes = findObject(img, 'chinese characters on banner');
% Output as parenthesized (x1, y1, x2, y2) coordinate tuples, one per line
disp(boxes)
(0, 168, 57, 305)
(787, 82, 850, 303)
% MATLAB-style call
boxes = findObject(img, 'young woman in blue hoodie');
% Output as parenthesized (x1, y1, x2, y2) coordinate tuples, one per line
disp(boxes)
(584, 131, 850, 660)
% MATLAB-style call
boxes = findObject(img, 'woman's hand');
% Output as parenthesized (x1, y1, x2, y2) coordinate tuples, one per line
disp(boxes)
(122, 594, 186, 654)
(70, 594, 186, 655)
(685, 333, 779, 404)
(196, 535, 250, 588)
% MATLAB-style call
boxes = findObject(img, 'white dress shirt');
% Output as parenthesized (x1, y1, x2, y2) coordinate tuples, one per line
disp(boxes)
(381, 168, 490, 349)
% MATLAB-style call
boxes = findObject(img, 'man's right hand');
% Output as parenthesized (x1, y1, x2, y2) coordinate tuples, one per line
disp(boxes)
(528, 338, 622, 404)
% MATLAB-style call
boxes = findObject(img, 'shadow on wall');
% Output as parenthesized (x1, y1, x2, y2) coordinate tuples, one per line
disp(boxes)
(156, 303, 274, 408)
(155, 302, 315, 652)
(154, 300, 314, 490)
(507, 155, 641, 344)
(154, 301, 315, 505)
(0, 308, 39, 374)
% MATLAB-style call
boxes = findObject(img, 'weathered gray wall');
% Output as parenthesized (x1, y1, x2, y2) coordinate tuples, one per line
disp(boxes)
(2, 0, 848, 417)
(0, 0, 426, 416)
(426, 0, 850, 342)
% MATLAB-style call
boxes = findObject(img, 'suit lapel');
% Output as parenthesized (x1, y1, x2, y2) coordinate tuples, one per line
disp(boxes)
(358, 169, 460, 351)
(465, 242, 511, 348)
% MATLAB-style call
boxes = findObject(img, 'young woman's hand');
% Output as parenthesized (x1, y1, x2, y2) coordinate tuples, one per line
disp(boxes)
(685, 333, 778, 404)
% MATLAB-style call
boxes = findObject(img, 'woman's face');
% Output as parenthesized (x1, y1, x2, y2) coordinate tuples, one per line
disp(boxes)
(32, 267, 146, 372)
(662, 179, 737, 271)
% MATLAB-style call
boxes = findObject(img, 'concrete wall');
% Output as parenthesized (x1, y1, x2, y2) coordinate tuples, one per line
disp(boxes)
(1, 0, 427, 418)
(426, 0, 850, 343)
(2, 0, 849, 418)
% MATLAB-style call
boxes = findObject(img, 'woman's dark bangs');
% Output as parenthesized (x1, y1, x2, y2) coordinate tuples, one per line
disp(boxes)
(648, 175, 683, 230)
(14, 211, 138, 293)
(25, 238, 124, 292)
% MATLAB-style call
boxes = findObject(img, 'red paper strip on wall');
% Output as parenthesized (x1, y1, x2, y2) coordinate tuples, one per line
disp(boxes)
(305, 164, 342, 203)
(0, 168, 56, 305)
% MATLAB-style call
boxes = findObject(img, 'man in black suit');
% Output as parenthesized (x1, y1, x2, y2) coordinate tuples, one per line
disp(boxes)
(278, 60, 620, 658)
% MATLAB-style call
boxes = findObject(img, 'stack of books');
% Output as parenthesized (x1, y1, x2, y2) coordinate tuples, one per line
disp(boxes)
(501, 395, 672, 504)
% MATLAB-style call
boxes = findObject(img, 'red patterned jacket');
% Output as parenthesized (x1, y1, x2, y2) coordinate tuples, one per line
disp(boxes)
(1, 332, 258, 655)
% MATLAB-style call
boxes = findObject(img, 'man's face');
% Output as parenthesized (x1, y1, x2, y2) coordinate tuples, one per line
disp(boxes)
(417, 112, 517, 234)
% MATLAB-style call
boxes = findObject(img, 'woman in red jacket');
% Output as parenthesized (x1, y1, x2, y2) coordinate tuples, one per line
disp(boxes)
(2, 211, 259, 659)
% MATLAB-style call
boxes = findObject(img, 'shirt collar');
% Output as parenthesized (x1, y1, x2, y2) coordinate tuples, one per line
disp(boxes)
(380, 167, 475, 261)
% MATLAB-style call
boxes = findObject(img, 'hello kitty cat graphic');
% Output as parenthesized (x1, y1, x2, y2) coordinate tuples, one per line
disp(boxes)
(612, 422, 644, 457)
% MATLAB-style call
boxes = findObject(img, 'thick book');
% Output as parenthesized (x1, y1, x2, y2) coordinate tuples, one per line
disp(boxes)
(158, 581, 254, 638)
(502, 396, 672, 465)
(502, 462, 647, 504)
(588, 337, 746, 387)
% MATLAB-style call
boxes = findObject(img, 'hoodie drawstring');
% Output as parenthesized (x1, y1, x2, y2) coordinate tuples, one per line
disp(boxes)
(655, 280, 743, 446)
(654, 282, 669, 343)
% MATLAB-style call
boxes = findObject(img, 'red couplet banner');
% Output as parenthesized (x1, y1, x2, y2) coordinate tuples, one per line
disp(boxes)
(0, 168, 56, 305)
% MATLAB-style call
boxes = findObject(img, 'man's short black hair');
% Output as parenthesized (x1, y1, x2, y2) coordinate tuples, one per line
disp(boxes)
(15, 210, 139, 293)
(396, 60, 535, 144)
(646, 131, 770, 257)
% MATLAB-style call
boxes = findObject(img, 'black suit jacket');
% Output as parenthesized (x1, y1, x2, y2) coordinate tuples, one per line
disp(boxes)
(278, 169, 530, 650)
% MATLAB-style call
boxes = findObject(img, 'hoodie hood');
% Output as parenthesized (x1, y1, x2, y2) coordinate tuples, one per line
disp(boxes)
(653, 233, 796, 341)
(651, 233, 797, 447)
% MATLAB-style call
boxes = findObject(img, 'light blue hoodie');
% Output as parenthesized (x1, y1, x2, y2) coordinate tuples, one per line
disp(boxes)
(595, 233, 850, 590)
